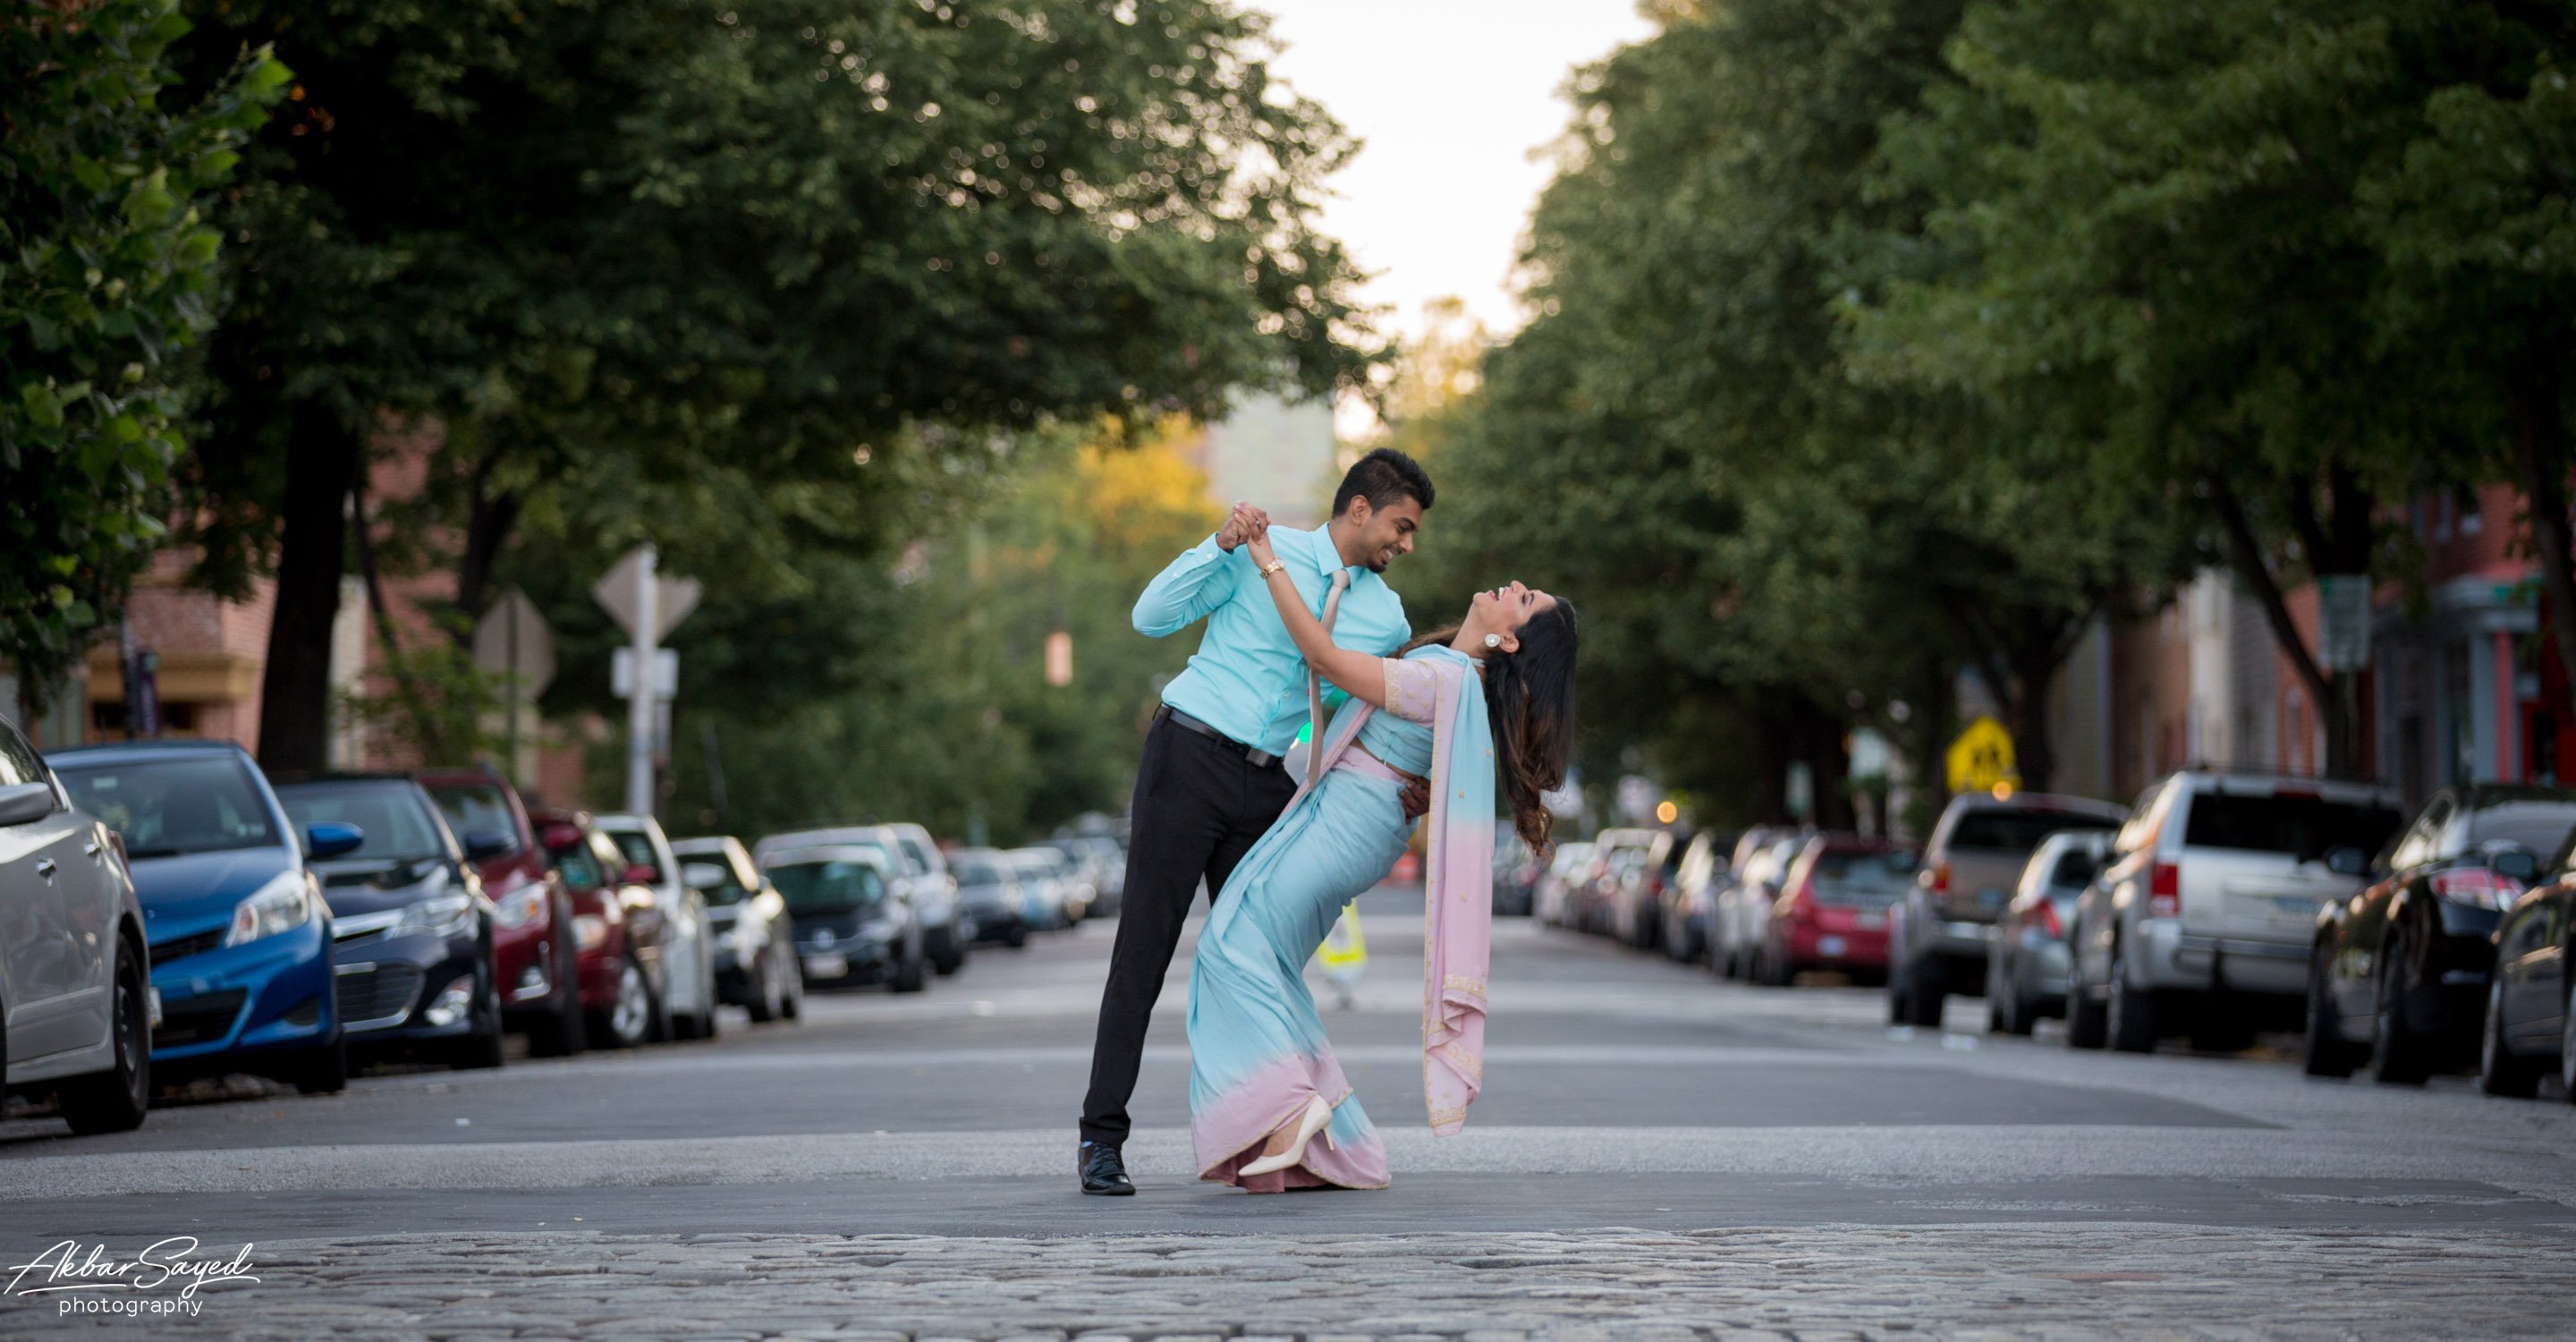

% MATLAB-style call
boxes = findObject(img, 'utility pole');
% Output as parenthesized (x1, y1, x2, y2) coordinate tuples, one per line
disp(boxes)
(626, 545, 659, 815)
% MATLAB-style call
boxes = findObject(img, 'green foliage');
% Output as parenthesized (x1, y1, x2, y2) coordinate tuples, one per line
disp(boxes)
(336, 635, 504, 766)
(0, 0, 284, 709)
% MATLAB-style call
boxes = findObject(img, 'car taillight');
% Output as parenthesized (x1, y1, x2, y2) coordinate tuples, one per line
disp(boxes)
(2430, 867, 2521, 911)
(2147, 862, 2181, 918)
(1930, 862, 1951, 896)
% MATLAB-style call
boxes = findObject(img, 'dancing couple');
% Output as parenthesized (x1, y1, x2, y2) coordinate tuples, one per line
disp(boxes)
(1078, 448, 1579, 1195)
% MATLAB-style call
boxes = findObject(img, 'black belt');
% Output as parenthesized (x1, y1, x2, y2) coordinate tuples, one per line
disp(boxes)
(1155, 705, 1283, 769)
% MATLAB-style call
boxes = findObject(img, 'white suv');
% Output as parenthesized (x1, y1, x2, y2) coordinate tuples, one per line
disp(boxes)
(2068, 770, 2403, 1053)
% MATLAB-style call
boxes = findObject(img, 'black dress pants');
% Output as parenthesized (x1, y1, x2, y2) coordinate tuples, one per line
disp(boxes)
(1080, 714, 1297, 1148)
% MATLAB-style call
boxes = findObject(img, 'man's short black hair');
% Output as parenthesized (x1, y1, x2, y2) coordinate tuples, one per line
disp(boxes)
(1332, 447, 1436, 518)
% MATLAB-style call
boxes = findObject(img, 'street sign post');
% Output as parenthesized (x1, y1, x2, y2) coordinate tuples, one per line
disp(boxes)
(592, 546, 699, 815)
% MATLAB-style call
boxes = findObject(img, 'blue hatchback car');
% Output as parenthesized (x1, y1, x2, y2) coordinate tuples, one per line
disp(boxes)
(47, 741, 359, 1093)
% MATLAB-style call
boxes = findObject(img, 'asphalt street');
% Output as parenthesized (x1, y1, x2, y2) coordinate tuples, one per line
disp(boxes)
(7, 886, 2576, 1338)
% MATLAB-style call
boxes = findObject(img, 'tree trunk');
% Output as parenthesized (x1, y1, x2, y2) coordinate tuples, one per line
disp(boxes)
(451, 447, 522, 635)
(255, 406, 360, 776)
(2205, 471, 2360, 778)
(2008, 629, 2060, 794)
(1790, 693, 1855, 829)
(2512, 339, 2576, 771)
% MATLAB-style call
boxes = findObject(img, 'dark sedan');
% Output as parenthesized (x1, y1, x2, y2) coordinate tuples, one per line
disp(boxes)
(2480, 819, 2576, 1100)
(275, 776, 508, 1071)
(2306, 785, 2576, 1084)
(764, 845, 924, 992)
(949, 847, 1028, 948)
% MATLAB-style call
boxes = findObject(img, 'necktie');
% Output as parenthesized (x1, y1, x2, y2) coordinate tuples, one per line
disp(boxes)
(1309, 567, 1351, 756)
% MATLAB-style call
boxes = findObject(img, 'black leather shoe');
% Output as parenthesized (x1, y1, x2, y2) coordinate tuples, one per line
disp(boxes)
(1079, 1142, 1134, 1196)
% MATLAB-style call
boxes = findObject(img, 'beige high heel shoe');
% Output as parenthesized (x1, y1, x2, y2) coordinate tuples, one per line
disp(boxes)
(1239, 1095, 1336, 1177)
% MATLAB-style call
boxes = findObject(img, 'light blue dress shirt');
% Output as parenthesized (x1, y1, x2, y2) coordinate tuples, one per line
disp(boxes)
(1133, 523, 1411, 757)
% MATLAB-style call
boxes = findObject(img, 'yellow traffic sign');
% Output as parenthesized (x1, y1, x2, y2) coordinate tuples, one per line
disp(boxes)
(1946, 716, 2020, 794)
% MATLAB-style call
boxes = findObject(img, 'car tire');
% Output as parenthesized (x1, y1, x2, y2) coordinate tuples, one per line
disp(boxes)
(526, 964, 588, 1058)
(292, 1034, 349, 1095)
(2065, 947, 2108, 1050)
(2106, 940, 2157, 1054)
(891, 943, 928, 994)
(2301, 945, 2358, 1077)
(592, 951, 655, 1049)
(1988, 954, 2033, 1037)
(1886, 956, 1917, 1025)
(58, 941, 152, 1134)
(1899, 955, 1945, 1028)
(929, 923, 967, 976)
(778, 946, 805, 1022)
(747, 956, 781, 1023)
(2370, 939, 2431, 1086)
(2559, 977, 2576, 1106)
(2479, 975, 2543, 1099)
(452, 978, 506, 1071)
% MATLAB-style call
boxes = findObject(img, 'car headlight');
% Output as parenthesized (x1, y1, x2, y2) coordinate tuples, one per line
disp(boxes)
(573, 913, 611, 952)
(225, 871, 314, 947)
(396, 893, 477, 939)
(492, 885, 548, 930)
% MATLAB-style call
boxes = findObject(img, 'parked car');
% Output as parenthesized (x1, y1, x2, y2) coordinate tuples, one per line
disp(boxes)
(756, 824, 966, 975)
(1, 716, 155, 1134)
(1598, 828, 1680, 951)
(2481, 823, 2576, 1100)
(1492, 827, 1544, 918)
(1046, 835, 1127, 920)
(762, 843, 925, 991)
(417, 768, 585, 1057)
(1985, 830, 2111, 1035)
(1716, 834, 1804, 980)
(274, 775, 508, 1070)
(1888, 792, 2127, 1025)
(532, 807, 668, 1048)
(1533, 840, 1596, 928)
(597, 812, 720, 1040)
(1660, 829, 1731, 964)
(1752, 835, 1913, 985)
(671, 835, 803, 1024)
(49, 740, 350, 1095)
(1009, 846, 1090, 929)
(2306, 785, 2576, 1083)
(948, 847, 1028, 947)
(2068, 770, 2402, 1053)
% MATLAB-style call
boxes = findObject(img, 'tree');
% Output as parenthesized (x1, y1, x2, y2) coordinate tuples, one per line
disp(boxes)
(1, 0, 284, 732)
(173, 0, 1374, 772)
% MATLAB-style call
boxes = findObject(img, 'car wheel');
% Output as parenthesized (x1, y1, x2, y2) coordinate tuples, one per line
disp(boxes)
(527, 961, 589, 1058)
(891, 942, 929, 994)
(778, 946, 805, 1022)
(747, 955, 781, 1023)
(58, 940, 152, 1134)
(1886, 956, 1916, 1025)
(2479, 974, 2543, 1099)
(2106, 939, 2157, 1053)
(2559, 977, 2576, 1106)
(929, 923, 967, 976)
(292, 1034, 349, 1095)
(2301, 944, 2357, 1077)
(452, 977, 506, 1071)
(1900, 955, 1945, 1028)
(591, 953, 654, 1049)
(2065, 944, 2108, 1050)
(2370, 939, 2431, 1086)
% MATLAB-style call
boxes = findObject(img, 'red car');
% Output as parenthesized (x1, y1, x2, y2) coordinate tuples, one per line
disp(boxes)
(1754, 835, 1918, 986)
(417, 769, 588, 1056)
(530, 806, 668, 1049)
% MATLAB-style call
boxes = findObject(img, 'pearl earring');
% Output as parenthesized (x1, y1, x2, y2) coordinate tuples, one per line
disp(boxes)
(1484, 633, 1502, 650)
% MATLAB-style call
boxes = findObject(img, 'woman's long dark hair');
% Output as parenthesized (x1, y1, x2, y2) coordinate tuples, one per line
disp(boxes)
(1399, 599, 1580, 855)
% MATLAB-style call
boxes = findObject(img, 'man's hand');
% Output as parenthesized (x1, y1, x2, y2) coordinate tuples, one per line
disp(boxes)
(1399, 775, 1431, 823)
(1215, 501, 1271, 551)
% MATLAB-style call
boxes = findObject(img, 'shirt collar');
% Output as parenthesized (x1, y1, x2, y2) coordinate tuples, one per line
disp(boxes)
(1307, 524, 1362, 580)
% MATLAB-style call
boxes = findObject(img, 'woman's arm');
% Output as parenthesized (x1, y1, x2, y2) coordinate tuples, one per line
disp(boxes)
(1243, 529, 1387, 709)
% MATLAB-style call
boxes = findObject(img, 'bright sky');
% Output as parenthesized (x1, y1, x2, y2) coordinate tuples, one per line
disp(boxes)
(1250, 0, 1657, 344)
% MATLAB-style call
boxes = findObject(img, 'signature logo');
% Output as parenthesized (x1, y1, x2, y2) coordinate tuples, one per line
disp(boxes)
(4, 1238, 259, 1319)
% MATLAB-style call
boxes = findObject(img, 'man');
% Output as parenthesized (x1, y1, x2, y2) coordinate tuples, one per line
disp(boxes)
(1078, 447, 1436, 1195)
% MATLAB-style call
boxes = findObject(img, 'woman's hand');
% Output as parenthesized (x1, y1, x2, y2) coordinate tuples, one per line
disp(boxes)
(1244, 526, 1277, 570)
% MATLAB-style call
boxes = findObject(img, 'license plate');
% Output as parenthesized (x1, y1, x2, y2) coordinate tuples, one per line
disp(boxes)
(1854, 912, 1886, 930)
(1818, 935, 1848, 957)
(802, 952, 848, 979)
(2268, 895, 2318, 917)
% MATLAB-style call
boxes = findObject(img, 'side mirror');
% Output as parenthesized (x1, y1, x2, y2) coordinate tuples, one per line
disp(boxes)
(0, 780, 55, 828)
(305, 820, 365, 861)
(462, 828, 515, 862)
(2322, 845, 2369, 879)
(2493, 848, 2542, 885)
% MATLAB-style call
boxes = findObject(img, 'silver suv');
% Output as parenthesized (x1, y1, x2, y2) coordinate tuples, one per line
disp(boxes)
(755, 823, 966, 976)
(1888, 792, 2126, 1025)
(2067, 770, 2402, 1053)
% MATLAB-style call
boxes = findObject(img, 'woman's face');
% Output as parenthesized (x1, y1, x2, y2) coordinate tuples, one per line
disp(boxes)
(1470, 581, 1557, 650)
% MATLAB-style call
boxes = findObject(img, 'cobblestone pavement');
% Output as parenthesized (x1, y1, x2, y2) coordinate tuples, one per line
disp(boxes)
(13, 1227, 2575, 1340)
(10, 897, 2576, 1338)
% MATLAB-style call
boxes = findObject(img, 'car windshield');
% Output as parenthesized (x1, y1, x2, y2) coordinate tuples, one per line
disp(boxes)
(2465, 800, 2576, 858)
(55, 754, 277, 858)
(276, 781, 447, 862)
(1810, 849, 1914, 905)
(424, 782, 519, 854)
(953, 857, 1006, 886)
(2184, 794, 2404, 857)
(681, 854, 752, 906)
(2049, 848, 2100, 888)
(767, 860, 886, 913)
(1949, 809, 2119, 854)
(605, 830, 664, 880)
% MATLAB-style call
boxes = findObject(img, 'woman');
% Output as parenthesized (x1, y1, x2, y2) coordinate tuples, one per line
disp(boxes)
(1187, 521, 1578, 1193)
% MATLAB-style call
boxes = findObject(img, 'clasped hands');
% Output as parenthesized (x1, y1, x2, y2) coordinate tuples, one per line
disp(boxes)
(1221, 499, 1430, 824)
